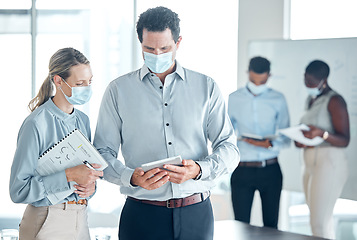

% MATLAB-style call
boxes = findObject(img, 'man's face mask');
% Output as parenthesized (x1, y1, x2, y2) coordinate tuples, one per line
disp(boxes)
(144, 51, 173, 73)
(247, 81, 268, 95)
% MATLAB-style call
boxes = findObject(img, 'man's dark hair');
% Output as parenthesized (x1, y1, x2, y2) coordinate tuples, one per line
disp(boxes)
(248, 56, 271, 74)
(305, 60, 330, 79)
(136, 6, 180, 43)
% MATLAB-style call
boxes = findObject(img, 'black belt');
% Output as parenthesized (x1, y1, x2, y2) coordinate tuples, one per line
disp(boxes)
(239, 157, 278, 168)
(128, 192, 210, 208)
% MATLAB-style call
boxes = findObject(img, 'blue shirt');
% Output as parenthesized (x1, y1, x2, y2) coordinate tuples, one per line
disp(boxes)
(9, 98, 92, 207)
(228, 86, 290, 161)
(93, 62, 240, 201)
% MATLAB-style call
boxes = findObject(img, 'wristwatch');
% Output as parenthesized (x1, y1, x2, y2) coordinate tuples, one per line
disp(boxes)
(322, 131, 329, 140)
(193, 162, 202, 181)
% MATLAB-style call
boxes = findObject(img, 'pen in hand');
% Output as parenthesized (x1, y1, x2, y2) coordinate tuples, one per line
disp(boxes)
(83, 160, 104, 179)
(83, 160, 96, 170)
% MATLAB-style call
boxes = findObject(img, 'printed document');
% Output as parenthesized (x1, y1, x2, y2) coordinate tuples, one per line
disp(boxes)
(36, 129, 108, 204)
(279, 124, 323, 146)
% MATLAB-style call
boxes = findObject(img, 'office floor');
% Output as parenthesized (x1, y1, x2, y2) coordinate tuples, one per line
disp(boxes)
(289, 202, 357, 240)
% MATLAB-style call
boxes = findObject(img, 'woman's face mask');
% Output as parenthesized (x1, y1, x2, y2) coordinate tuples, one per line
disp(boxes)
(60, 78, 92, 105)
(305, 79, 324, 98)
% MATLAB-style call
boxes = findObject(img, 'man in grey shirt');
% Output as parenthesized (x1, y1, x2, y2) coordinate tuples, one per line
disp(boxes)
(94, 6, 239, 240)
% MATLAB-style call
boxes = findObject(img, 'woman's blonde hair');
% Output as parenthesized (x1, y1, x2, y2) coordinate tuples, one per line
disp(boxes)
(28, 47, 90, 112)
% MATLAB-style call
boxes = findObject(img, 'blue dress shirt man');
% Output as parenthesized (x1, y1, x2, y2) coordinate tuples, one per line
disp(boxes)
(228, 56, 290, 229)
(94, 6, 240, 240)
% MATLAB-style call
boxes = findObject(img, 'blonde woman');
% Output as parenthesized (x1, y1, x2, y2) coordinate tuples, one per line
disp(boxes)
(10, 48, 103, 240)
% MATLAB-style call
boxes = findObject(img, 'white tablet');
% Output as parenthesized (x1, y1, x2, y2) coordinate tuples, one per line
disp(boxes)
(141, 155, 182, 172)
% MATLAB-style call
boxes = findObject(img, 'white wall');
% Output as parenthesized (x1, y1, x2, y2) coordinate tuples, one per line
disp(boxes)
(237, 0, 285, 87)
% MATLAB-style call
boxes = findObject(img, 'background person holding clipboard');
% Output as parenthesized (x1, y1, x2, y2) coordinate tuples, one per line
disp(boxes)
(228, 56, 290, 229)
(9, 48, 103, 240)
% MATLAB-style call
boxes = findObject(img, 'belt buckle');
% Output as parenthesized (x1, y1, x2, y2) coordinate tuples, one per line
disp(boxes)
(77, 199, 87, 206)
(261, 160, 266, 168)
(166, 199, 175, 208)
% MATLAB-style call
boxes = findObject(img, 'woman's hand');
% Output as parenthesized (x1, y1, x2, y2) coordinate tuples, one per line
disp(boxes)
(301, 125, 323, 139)
(74, 181, 96, 198)
(294, 140, 307, 148)
(65, 163, 103, 185)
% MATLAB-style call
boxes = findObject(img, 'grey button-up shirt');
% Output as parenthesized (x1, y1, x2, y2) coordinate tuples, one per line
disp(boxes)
(94, 61, 240, 201)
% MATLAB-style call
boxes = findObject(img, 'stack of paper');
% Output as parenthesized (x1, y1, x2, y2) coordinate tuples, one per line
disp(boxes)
(278, 124, 323, 146)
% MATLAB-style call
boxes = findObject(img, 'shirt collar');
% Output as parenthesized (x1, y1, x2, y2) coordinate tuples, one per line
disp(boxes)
(139, 60, 186, 82)
(45, 97, 77, 121)
(174, 61, 185, 81)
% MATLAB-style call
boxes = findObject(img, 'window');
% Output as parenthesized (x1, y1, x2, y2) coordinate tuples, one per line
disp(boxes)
(0, 3, 32, 229)
(0, 0, 135, 230)
(290, 0, 357, 39)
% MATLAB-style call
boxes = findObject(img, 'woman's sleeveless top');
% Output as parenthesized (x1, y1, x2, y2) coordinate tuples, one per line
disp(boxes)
(300, 89, 339, 147)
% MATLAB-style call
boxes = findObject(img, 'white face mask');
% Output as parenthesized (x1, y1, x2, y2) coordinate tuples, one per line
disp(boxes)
(247, 81, 268, 95)
(306, 79, 324, 98)
(60, 79, 92, 105)
(144, 51, 173, 73)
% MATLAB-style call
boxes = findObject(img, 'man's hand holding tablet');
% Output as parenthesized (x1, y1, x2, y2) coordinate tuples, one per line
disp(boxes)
(130, 156, 202, 190)
(141, 155, 183, 172)
(130, 156, 182, 190)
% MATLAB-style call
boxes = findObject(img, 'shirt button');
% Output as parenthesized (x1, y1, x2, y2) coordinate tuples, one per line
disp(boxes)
(164, 103, 168, 106)
(159, 86, 163, 89)
(166, 123, 169, 126)
(168, 142, 172, 145)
